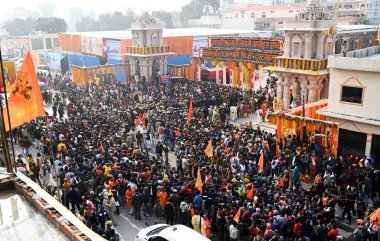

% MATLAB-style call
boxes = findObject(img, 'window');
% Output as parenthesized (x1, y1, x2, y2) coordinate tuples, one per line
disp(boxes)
(341, 86, 363, 104)
(270, 10, 275, 13)
(289, 10, 293, 13)
(235, 13, 238, 18)
(261, 11, 266, 18)
(241, 10, 245, 14)
(251, 12, 255, 18)
(278, 22, 283, 24)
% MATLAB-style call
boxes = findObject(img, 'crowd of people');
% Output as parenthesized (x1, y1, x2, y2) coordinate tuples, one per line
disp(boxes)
(13, 72, 380, 241)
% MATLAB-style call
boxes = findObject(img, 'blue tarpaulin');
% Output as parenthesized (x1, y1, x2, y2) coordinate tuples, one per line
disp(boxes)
(167, 55, 191, 66)
(67, 53, 100, 73)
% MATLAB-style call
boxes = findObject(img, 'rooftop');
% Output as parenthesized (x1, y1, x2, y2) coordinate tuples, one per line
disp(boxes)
(65, 28, 264, 40)
(328, 45, 380, 72)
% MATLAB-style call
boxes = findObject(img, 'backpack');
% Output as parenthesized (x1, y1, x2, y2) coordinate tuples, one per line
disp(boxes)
(311, 224, 327, 241)
(355, 228, 368, 241)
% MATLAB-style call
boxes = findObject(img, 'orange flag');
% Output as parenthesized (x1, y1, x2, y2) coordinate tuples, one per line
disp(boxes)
(3, 52, 45, 132)
(378, 28, 380, 41)
(205, 139, 213, 158)
(187, 99, 193, 124)
(369, 208, 380, 228)
(195, 169, 203, 194)
(233, 207, 242, 223)
(258, 151, 264, 173)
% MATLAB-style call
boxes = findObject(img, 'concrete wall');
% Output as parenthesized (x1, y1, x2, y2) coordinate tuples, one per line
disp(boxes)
(327, 67, 380, 121)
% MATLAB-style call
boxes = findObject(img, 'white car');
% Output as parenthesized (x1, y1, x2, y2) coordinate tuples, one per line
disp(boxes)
(135, 224, 211, 241)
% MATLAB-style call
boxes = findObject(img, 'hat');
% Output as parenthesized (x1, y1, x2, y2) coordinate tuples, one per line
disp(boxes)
(173, 189, 178, 193)
(106, 220, 113, 225)
(357, 219, 363, 225)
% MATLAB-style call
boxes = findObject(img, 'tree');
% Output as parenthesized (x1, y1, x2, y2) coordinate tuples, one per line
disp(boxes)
(33, 17, 67, 33)
(38, 2, 57, 17)
(3, 18, 33, 36)
(204, 0, 220, 15)
(76, 17, 99, 32)
(180, 0, 204, 25)
(152, 11, 174, 28)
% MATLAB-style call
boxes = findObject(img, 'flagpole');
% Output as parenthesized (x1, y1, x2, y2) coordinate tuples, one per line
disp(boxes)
(0, 46, 15, 173)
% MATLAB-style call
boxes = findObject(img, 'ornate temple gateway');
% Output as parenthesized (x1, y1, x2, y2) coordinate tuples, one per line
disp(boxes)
(124, 12, 174, 80)
(265, 1, 336, 110)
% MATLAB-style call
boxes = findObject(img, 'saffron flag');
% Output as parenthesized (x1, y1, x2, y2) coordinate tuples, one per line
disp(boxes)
(195, 169, 203, 194)
(187, 99, 193, 124)
(3, 52, 45, 132)
(205, 139, 213, 158)
(378, 28, 380, 41)
(369, 208, 380, 228)
(328, 25, 334, 37)
(233, 207, 242, 223)
(258, 151, 264, 173)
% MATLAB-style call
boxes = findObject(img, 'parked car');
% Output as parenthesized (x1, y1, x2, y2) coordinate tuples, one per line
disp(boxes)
(135, 224, 210, 241)
(39, 82, 49, 92)
(36, 65, 50, 76)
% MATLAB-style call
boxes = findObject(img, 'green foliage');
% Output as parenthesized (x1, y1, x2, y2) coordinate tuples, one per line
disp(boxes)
(180, 0, 220, 25)
(75, 10, 136, 32)
(152, 11, 174, 28)
(32, 17, 67, 33)
(3, 18, 33, 36)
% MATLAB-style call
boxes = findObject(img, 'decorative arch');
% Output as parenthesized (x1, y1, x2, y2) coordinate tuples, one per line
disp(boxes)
(341, 76, 365, 88)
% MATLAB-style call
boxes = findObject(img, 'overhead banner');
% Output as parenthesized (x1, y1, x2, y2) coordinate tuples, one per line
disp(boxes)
(201, 48, 281, 65)
(106, 40, 121, 60)
(0, 61, 16, 92)
(46, 52, 62, 71)
(81, 36, 104, 56)
(210, 37, 283, 53)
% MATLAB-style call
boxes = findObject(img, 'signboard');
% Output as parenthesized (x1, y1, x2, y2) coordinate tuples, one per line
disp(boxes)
(81, 36, 104, 56)
(0, 61, 16, 92)
(200, 48, 281, 65)
(106, 40, 121, 60)
(160, 75, 172, 85)
(192, 39, 208, 56)
(210, 37, 282, 53)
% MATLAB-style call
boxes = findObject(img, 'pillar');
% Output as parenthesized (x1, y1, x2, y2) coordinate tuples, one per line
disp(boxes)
(276, 73, 283, 99)
(223, 66, 227, 85)
(239, 66, 244, 90)
(283, 33, 291, 57)
(316, 33, 325, 59)
(216, 64, 220, 85)
(283, 74, 291, 110)
(163, 58, 168, 75)
(300, 75, 308, 103)
(365, 134, 373, 156)
(293, 77, 301, 106)
(316, 77, 323, 101)
(130, 59, 135, 75)
(304, 33, 313, 59)
(307, 76, 318, 103)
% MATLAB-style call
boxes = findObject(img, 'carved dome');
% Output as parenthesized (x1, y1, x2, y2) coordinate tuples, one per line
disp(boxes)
(136, 12, 157, 25)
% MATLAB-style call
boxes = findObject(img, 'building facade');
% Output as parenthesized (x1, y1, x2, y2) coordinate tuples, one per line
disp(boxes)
(220, 3, 304, 30)
(317, 45, 380, 160)
(367, 0, 380, 25)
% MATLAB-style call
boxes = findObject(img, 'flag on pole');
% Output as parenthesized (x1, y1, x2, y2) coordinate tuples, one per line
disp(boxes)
(195, 168, 203, 194)
(328, 25, 334, 37)
(369, 208, 380, 228)
(258, 151, 264, 173)
(187, 99, 193, 124)
(378, 28, 380, 41)
(3, 52, 45, 132)
(233, 207, 242, 223)
(205, 139, 213, 158)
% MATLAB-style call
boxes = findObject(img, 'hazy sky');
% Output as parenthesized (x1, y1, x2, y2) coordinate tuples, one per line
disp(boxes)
(5, 0, 192, 18)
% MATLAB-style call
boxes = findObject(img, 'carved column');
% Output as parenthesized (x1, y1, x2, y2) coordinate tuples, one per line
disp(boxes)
(304, 33, 314, 59)
(316, 77, 323, 100)
(307, 76, 318, 103)
(283, 74, 291, 110)
(300, 75, 308, 103)
(316, 33, 325, 59)
(293, 77, 301, 106)
(163, 57, 168, 75)
(283, 32, 291, 57)
(276, 73, 284, 99)
(130, 59, 135, 75)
